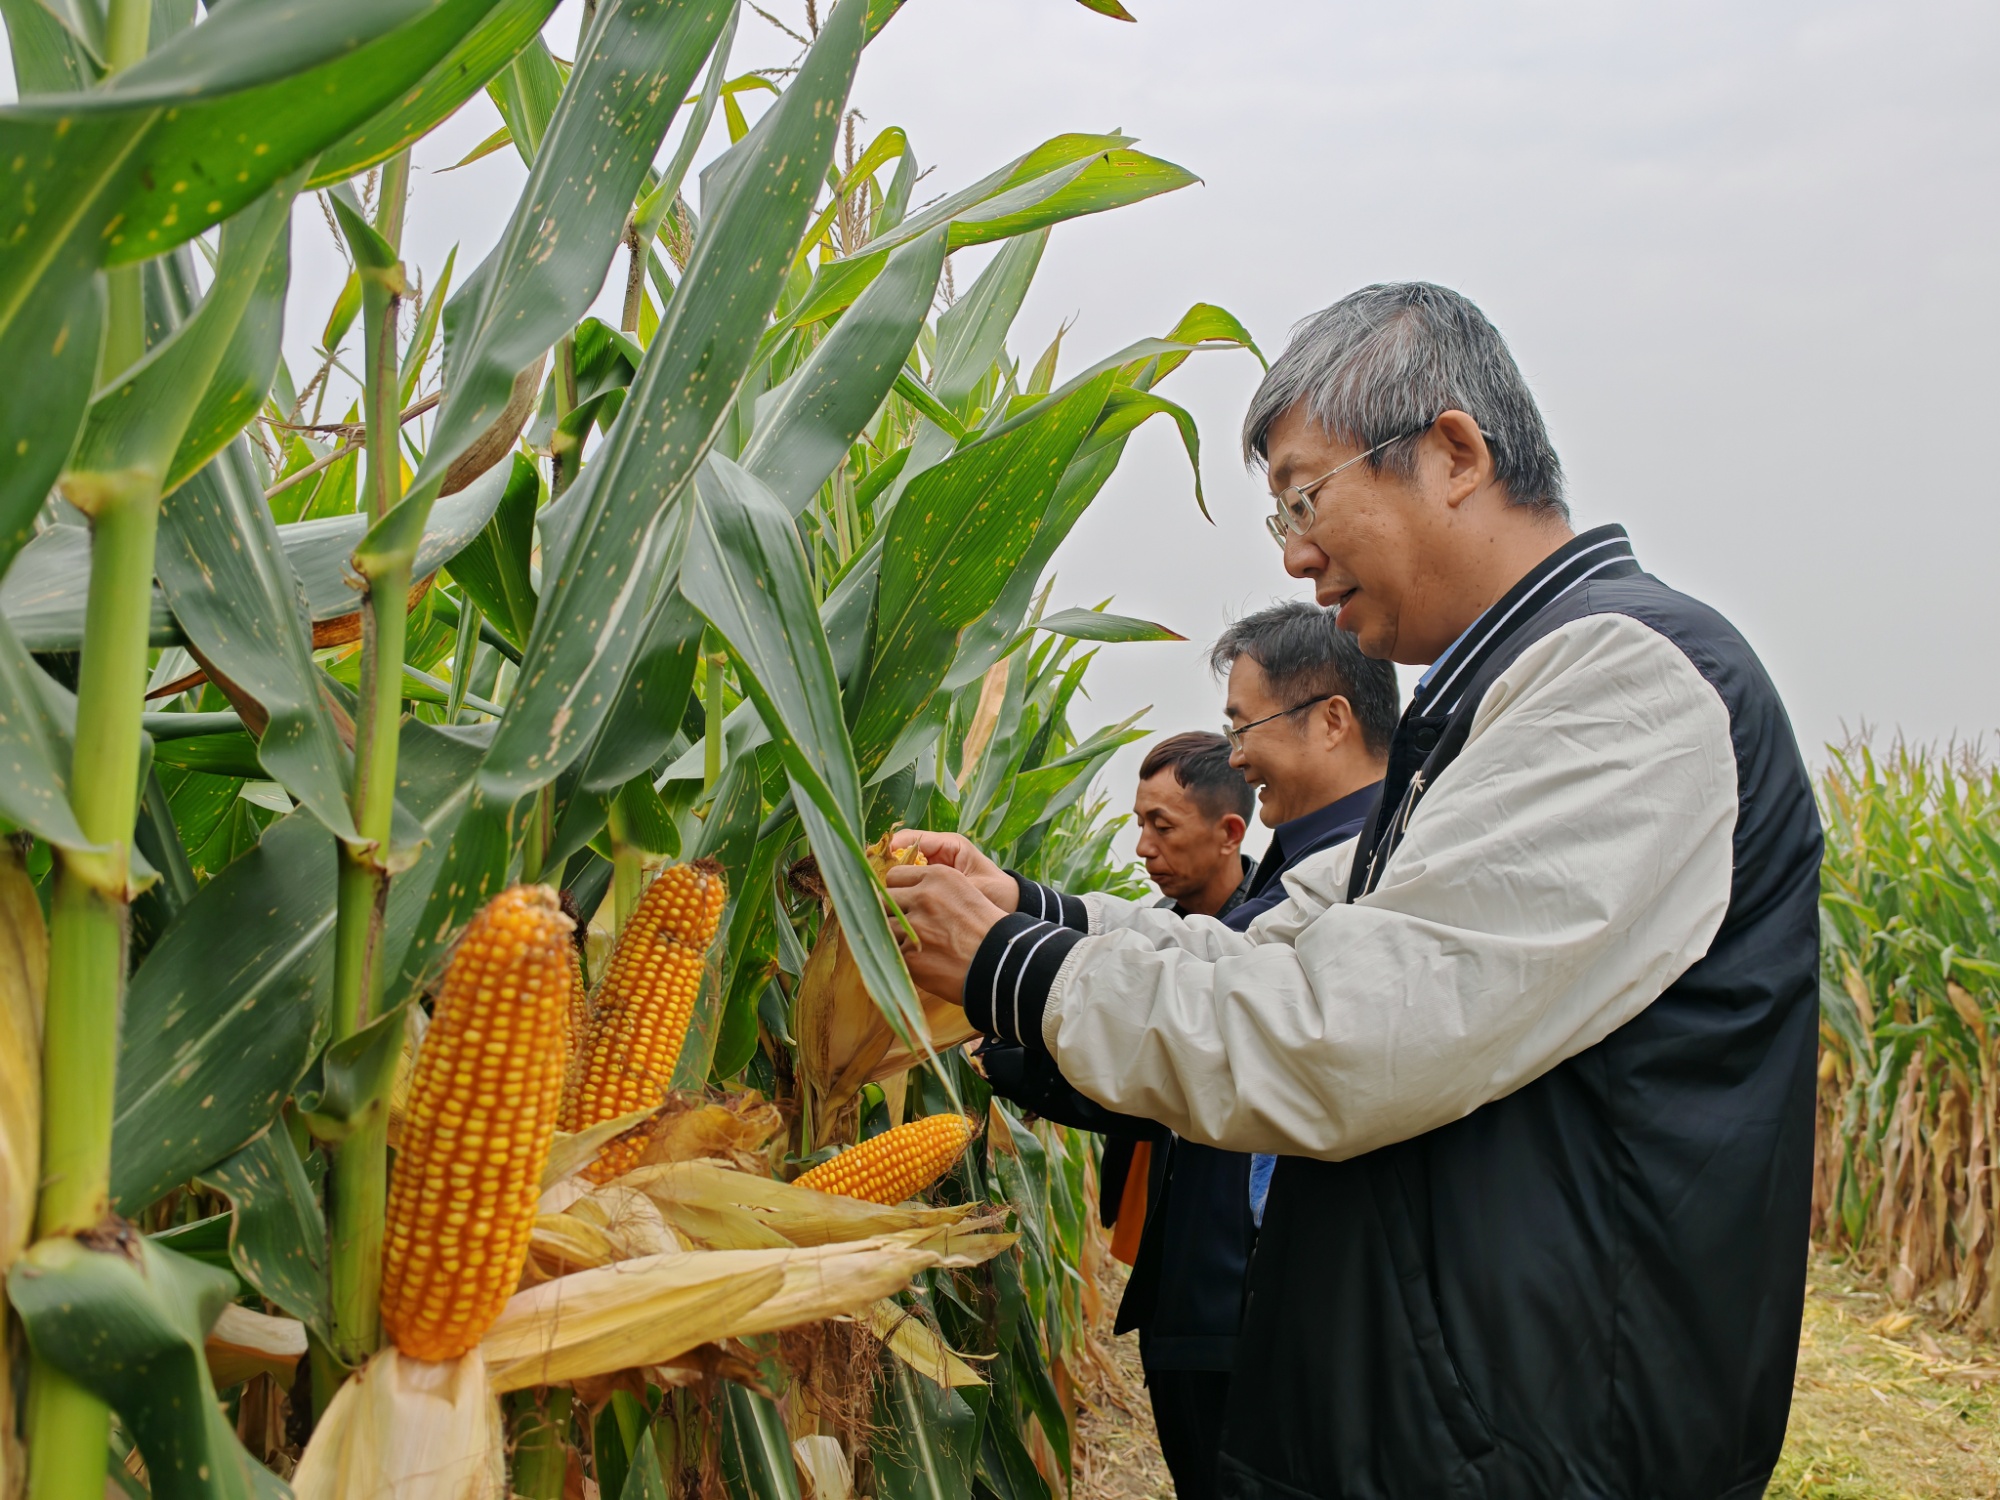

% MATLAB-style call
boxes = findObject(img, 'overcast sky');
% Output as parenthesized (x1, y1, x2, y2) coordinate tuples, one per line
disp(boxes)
(15, 0, 1995, 857)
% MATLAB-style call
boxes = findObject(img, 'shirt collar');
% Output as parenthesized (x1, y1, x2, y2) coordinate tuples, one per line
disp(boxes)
(1410, 524, 1639, 717)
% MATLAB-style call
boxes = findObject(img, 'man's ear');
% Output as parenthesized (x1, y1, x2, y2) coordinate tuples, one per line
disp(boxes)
(1432, 409, 1490, 507)
(1219, 813, 1247, 853)
(1318, 694, 1355, 750)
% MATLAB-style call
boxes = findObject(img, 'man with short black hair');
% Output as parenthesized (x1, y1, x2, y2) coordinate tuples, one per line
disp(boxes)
(1133, 731, 1255, 919)
(888, 281, 1821, 1499)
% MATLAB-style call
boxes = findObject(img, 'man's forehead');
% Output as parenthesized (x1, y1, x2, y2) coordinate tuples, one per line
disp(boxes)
(1263, 405, 1353, 487)
(1135, 769, 1195, 814)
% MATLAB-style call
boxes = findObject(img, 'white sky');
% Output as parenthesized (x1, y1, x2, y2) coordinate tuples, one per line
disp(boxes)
(13, 0, 1998, 858)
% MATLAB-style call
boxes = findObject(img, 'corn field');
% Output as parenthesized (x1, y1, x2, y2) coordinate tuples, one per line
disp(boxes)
(1815, 742, 2000, 1327)
(0, 0, 1258, 1494)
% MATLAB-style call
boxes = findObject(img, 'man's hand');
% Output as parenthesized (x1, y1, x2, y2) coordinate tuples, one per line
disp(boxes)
(888, 829, 1018, 911)
(886, 862, 1009, 1005)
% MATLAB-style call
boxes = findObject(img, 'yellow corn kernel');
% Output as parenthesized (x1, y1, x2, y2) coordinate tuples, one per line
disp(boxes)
(792, 1114, 976, 1205)
(561, 860, 728, 1182)
(380, 884, 574, 1363)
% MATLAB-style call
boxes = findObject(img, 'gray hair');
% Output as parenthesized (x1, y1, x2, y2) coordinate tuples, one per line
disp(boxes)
(1210, 600, 1401, 758)
(1241, 282, 1566, 516)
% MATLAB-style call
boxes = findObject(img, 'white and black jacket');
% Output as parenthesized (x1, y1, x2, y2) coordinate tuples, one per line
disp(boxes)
(965, 526, 1823, 1499)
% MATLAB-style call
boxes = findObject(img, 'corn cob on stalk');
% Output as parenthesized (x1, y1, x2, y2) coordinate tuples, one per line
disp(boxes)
(380, 885, 574, 1363)
(793, 1114, 976, 1205)
(795, 836, 976, 1146)
(562, 860, 728, 1182)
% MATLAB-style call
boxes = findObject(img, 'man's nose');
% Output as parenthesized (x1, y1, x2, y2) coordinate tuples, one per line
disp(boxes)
(1283, 530, 1323, 581)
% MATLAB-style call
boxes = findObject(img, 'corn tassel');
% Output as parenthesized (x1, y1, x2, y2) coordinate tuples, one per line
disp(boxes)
(380, 885, 574, 1363)
(793, 1115, 975, 1205)
(562, 860, 727, 1182)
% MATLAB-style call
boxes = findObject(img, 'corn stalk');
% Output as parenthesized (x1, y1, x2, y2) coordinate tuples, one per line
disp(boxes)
(1815, 743, 2000, 1326)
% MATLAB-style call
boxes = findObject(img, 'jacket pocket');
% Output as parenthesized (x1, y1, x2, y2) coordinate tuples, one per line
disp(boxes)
(1372, 1155, 1498, 1464)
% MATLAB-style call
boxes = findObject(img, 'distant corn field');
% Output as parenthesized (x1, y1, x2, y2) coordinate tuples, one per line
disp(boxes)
(1815, 742, 2000, 1324)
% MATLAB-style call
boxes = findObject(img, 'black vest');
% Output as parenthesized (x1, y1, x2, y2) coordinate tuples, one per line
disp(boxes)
(1218, 542, 1822, 1499)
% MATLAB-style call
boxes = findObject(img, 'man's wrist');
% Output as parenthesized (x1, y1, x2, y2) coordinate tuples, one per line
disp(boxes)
(964, 912, 1083, 1052)
(1007, 873, 1088, 932)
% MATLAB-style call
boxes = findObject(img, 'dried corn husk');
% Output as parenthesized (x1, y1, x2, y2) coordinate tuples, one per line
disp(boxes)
(0, 844, 44, 1270)
(540, 1104, 658, 1188)
(794, 837, 976, 1139)
(482, 1249, 786, 1391)
(794, 1435, 854, 1500)
(865, 1299, 985, 1387)
(291, 1346, 504, 1500)
(526, 1182, 682, 1280)
(627, 1160, 974, 1248)
(204, 1303, 307, 1389)
(634, 1093, 785, 1172)
(0, 841, 47, 1500)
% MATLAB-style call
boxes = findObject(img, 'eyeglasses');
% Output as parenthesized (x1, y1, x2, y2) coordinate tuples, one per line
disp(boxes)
(1223, 694, 1332, 752)
(1262, 427, 1428, 546)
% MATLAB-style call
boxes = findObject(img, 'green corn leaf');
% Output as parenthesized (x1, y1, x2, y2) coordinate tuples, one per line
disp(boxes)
(0, 611, 99, 852)
(110, 717, 484, 1212)
(442, 451, 542, 647)
(850, 370, 1117, 773)
(873, 1359, 978, 1500)
(741, 222, 948, 514)
(321, 268, 362, 351)
(719, 1383, 803, 1500)
(487, 33, 566, 163)
(1089, 386, 1206, 515)
(65, 175, 301, 501)
(194, 1127, 332, 1344)
(1033, 606, 1183, 643)
(622, 1427, 673, 1500)
(1073, 0, 1137, 18)
(8, 1236, 287, 1500)
(157, 438, 361, 843)
(932, 230, 1045, 409)
(1, 0, 99, 87)
(683, 458, 862, 831)
(0, 0, 502, 571)
(406, 0, 737, 528)
(791, 135, 1196, 324)
(307, 0, 563, 187)
(681, 455, 927, 1046)
(1, 452, 513, 653)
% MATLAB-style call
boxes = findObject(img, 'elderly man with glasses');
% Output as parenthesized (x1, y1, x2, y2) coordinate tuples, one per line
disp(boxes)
(886, 281, 1822, 1500)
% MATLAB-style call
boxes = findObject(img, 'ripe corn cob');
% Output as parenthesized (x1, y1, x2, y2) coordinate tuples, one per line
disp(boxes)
(380, 885, 574, 1363)
(793, 1113, 976, 1204)
(565, 943, 589, 1052)
(562, 860, 728, 1182)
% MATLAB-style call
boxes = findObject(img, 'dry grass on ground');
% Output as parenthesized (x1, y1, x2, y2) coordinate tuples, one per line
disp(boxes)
(1769, 1252, 2000, 1498)
(1070, 1249, 2000, 1500)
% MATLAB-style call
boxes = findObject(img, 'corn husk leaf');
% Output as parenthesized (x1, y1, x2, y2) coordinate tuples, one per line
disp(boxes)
(482, 1249, 785, 1392)
(865, 1300, 985, 1388)
(292, 1346, 504, 1500)
(794, 1435, 854, 1500)
(484, 1237, 951, 1391)
(526, 1181, 683, 1279)
(541, 1104, 659, 1188)
(794, 839, 975, 1135)
(882, 1223, 1018, 1267)
(634, 1093, 786, 1171)
(204, 1303, 307, 1390)
(626, 1160, 974, 1248)
(722, 1239, 946, 1341)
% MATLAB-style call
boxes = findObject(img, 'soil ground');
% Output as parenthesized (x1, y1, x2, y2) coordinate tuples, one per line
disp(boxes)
(1071, 1252, 2000, 1500)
